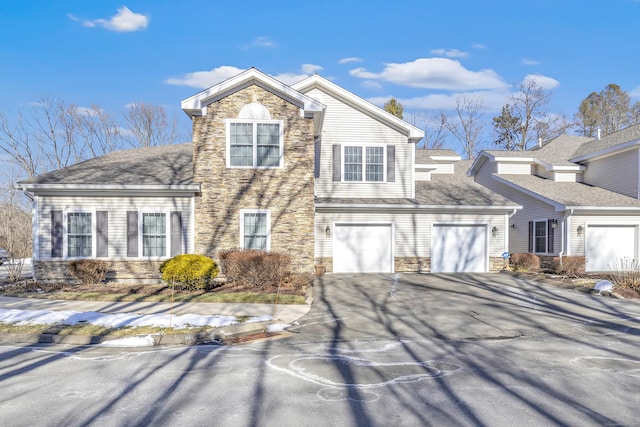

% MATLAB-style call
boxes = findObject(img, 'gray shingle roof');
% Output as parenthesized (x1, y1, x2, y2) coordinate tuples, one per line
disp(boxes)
(415, 149, 460, 164)
(570, 124, 640, 160)
(484, 134, 593, 167)
(496, 174, 640, 208)
(19, 143, 193, 186)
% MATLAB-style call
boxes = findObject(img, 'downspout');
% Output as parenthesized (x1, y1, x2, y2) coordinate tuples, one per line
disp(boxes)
(506, 208, 518, 253)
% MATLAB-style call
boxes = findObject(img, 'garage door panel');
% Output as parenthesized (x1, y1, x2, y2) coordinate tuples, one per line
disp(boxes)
(586, 226, 636, 272)
(333, 225, 392, 273)
(432, 225, 487, 273)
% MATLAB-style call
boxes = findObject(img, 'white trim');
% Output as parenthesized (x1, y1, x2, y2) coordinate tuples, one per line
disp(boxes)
(532, 218, 549, 255)
(570, 139, 640, 163)
(341, 143, 387, 183)
(411, 143, 416, 199)
(315, 203, 521, 211)
(32, 195, 39, 261)
(226, 119, 284, 169)
(63, 210, 96, 260)
(332, 222, 394, 273)
(239, 209, 271, 251)
(190, 197, 195, 254)
(21, 184, 200, 192)
(139, 210, 170, 259)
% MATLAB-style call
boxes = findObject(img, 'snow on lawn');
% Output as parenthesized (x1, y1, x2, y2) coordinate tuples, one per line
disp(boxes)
(0, 308, 272, 329)
(100, 336, 156, 347)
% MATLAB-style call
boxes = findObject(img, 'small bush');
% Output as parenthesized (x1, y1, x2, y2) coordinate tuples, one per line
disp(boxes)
(68, 259, 108, 285)
(550, 256, 585, 277)
(218, 249, 290, 289)
(510, 253, 540, 272)
(608, 257, 640, 291)
(159, 254, 219, 290)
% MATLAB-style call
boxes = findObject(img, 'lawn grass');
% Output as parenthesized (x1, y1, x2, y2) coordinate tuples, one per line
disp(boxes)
(2, 290, 306, 305)
(0, 322, 212, 336)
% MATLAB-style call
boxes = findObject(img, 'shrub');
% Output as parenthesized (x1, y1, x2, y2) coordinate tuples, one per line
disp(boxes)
(159, 254, 219, 290)
(608, 257, 640, 291)
(68, 259, 108, 285)
(218, 249, 290, 289)
(550, 256, 585, 277)
(510, 253, 540, 272)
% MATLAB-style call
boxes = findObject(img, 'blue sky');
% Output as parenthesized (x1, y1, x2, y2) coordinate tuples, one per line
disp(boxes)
(1, 0, 640, 137)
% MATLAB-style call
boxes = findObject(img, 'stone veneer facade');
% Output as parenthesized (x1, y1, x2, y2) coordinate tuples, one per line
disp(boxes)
(34, 260, 164, 283)
(315, 256, 505, 273)
(192, 84, 316, 273)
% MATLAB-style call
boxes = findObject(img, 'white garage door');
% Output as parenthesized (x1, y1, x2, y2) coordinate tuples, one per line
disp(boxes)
(432, 225, 487, 273)
(333, 224, 392, 273)
(585, 225, 636, 272)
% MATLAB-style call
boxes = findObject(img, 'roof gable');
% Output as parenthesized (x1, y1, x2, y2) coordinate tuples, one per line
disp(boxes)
(292, 74, 424, 142)
(181, 67, 325, 118)
(570, 124, 640, 162)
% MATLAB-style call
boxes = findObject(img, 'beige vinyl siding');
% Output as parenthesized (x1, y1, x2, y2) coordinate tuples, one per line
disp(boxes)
(582, 149, 639, 199)
(306, 88, 414, 198)
(475, 162, 561, 254)
(497, 162, 532, 174)
(534, 165, 553, 179)
(37, 195, 193, 260)
(315, 210, 507, 259)
(569, 214, 640, 256)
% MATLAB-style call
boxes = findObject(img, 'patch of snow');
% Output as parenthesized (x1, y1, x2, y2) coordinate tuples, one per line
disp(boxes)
(266, 323, 290, 333)
(246, 315, 273, 323)
(100, 336, 155, 347)
(594, 280, 613, 294)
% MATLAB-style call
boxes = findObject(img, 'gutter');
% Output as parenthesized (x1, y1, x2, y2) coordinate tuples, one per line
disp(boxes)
(559, 209, 573, 260)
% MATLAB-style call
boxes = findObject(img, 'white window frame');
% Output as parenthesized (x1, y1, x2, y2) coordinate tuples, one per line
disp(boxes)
(139, 211, 169, 259)
(533, 219, 548, 254)
(239, 209, 271, 251)
(64, 210, 96, 259)
(226, 119, 284, 169)
(342, 144, 386, 182)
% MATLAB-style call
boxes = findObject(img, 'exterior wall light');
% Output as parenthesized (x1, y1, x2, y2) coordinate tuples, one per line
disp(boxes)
(551, 219, 558, 229)
(325, 225, 331, 238)
(511, 223, 516, 229)
(491, 226, 498, 238)
(577, 225, 584, 236)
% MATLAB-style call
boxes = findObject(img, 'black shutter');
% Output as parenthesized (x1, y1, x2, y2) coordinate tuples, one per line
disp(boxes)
(547, 220, 554, 254)
(332, 144, 341, 182)
(170, 211, 182, 257)
(51, 210, 63, 258)
(314, 137, 321, 179)
(96, 211, 108, 257)
(387, 145, 395, 182)
(127, 211, 138, 257)
(528, 221, 533, 252)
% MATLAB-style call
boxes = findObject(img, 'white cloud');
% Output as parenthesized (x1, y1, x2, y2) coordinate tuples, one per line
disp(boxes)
(165, 64, 320, 88)
(522, 74, 560, 90)
(370, 90, 512, 113)
(430, 48, 469, 58)
(350, 58, 508, 91)
(71, 6, 149, 32)
(630, 85, 640, 99)
(301, 63, 323, 74)
(521, 58, 540, 65)
(242, 36, 276, 50)
(338, 57, 363, 64)
(164, 66, 245, 88)
(472, 43, 487, 50)
(361, 80, 383, 90)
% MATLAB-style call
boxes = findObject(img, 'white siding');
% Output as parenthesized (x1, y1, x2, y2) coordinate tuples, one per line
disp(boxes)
(315, 210, 507, 259)
(475, 162, 561, 254)
(497, 162, 532, 175)
(583, 149, 639, 199)
(37, 195, 193, 260)
(415, 171, 431, 181)
(533, 164, 552, 179)
(306, 88, 414, 198)
(554, 172, 578, 182)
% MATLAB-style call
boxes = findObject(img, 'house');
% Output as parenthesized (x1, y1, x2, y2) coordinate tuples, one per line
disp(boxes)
(469, 127, 640, 271)
(18, 68, 519, 282)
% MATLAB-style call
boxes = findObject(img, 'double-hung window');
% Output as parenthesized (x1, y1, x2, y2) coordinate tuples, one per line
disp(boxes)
(529, 219, 555, 254)
(67, 212, 92, 257)
(142, 213, 166, 257)
(534, 220, 547, 253)
(240, 210, 270, 251)
(343, 145, 385, 182)
(228, 120, 283, 168)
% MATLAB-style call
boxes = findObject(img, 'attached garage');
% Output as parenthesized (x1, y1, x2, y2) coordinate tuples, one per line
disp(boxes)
(431, 224, 488, 273)
(333, 224, 393, 273)
(585, 225, 637, 271)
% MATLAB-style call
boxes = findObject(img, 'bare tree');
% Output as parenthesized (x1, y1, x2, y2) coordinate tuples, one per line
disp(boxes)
(0, 177, 32, 281)
(443, 96, 484, 159)
(125, 102, 178, 148)
(405, 111, 449, 150)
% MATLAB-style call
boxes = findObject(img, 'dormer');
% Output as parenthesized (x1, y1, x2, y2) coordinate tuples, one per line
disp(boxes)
(415, 149, 461, 181)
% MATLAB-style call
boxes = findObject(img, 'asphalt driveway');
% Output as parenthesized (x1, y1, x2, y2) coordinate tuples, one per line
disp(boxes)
(293, 271, 640, 343)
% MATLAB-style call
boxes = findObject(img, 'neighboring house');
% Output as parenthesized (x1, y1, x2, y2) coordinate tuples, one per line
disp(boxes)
(469, 128, 640, 271)
(18, 68, 519, 282)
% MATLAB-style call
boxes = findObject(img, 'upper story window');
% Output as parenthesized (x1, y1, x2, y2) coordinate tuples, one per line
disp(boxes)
(226, 91, 285, 170)
(67, 212, 92, 257)
(343, 145, 385, 182)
